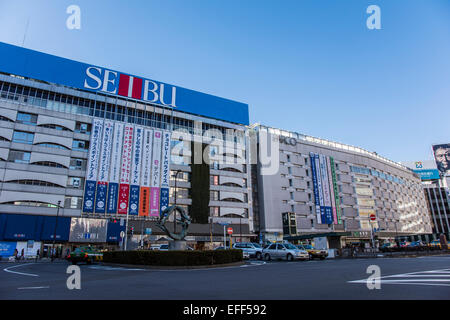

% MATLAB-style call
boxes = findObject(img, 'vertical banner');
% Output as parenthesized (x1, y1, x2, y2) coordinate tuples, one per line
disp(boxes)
(129, 126, 144, 216)
(95, 120, 113, 214)
(150, 130, 162, 217)
(139, 129, 153, 216)
(160, 131, 171, 214)
(107, 122, 124, 214)
(329, 157, 342, 224)
(82, 118, 103, 213)
(314, 154, 325, 224)
(310, 153, 321, 224)
(118, 124, 134, 214)
(326, 156, 338, 225)
(319, 154, 333, 225)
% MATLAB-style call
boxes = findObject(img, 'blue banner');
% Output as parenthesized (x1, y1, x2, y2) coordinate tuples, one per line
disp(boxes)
(413, 169, 440, 181)
(82, 180, 96, 213)
(0, 42, 249, 125)
(106, 183, 119, 214)
(95, 182, 108, 214)
(129, 185, 140, 216)
(310, 153, 321, 224)
(160, 187, 170, 214)
(0, 241, 17, 257)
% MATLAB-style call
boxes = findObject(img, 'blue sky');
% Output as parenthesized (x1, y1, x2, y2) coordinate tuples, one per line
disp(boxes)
(0, 0, 448, 162)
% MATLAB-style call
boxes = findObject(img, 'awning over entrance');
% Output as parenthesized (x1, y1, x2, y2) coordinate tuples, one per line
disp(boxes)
(284, 232, 351, 241)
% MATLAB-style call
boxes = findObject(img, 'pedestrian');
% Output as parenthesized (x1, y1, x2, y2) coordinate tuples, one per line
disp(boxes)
(13, 249, 18, 262)
(35, 249, 40, 262)
(21, 248, 24, 260)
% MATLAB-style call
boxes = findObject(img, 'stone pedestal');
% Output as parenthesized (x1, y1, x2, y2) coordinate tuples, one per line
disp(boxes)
(169, 240, 187, 251)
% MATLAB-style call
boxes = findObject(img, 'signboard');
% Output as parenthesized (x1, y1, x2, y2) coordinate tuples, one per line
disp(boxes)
(150, 130, 162, 217)
(159, 131, 171, 214)
(107, 122, 124, 214)
(95, 120, 113, 213)
(69, 218, 108, 243)
(129, 126, 144, 216)
(139, 129, 153, 216)
(370, 214, 376, 221)
(82, 118, 103, 213)
(309, 153, 322, 224)
(0, 42, 249, 125)
(432, 144, 450, 177)
(0, 241, 17, 257)
(227, 227, 233, 235)
(118, 124, 134, 214)
(400, 160, 441, 181)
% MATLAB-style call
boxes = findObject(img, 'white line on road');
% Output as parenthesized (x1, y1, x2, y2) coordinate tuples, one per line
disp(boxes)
(3, 264, 39, 277)
(17, 286, 50, 290)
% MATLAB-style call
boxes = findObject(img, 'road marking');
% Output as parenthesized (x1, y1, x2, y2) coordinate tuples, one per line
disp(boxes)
(349, 268, 450, 287)
(18, 286, 50, 290)
(88, 266, 144, 271)
(3, 264, 39, 277)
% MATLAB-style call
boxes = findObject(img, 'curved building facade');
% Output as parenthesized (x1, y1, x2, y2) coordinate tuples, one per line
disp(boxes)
(251, 124, 432, 247)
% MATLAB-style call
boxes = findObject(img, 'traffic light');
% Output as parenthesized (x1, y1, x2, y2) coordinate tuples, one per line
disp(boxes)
(128, 226, 134, 235)
(110, 218, 118, 224)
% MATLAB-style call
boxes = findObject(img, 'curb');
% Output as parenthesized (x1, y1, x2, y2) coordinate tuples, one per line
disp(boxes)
(100, 261, 245, 270)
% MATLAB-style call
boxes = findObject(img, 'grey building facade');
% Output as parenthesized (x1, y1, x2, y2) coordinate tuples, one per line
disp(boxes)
(251, 124, 432, 248)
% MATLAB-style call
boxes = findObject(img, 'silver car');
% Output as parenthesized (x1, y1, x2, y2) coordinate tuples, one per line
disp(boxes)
(262, 243, 309, 261)
(232, 242, 263, 260)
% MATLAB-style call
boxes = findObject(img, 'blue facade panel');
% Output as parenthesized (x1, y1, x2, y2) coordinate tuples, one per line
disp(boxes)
(40, 216, 71, 242)
(3, 214, 42, 241)
(106, 221, 126, 243)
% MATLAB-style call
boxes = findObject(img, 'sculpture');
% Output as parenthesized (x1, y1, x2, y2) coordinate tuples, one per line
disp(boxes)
(156, 205, 191, 241)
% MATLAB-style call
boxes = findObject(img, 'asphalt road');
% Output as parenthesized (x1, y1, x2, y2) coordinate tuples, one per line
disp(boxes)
(1, 255, 450, 300)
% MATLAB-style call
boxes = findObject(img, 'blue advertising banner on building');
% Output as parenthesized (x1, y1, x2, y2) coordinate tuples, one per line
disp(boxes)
(310, 153, 322, 224)
(0, 42, 249, 125)
(129, 185, 140, 216)
(106, 221, 126, 243)
(3, 214, 42, 241)
(82, 180, 96, 213)
(160, 187, 170, 214)
(413, 169, 441, 181)
(40, 216, 71, 241)
(0, 241, 17, 257)
(94, 182, 108, 214)
(106, 183, 119, 214)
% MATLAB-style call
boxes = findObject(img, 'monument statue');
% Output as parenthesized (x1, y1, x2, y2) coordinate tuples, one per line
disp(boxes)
(156, 205, 191, 241)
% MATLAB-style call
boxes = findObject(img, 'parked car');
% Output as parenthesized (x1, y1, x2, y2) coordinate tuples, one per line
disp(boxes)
(298, 244, 328, 260)
(66, 246, 103, 265)
(399, 241, 410, 248)
(407, 241, 424, 248)
(428, 240, 442, 249)
(214, 246, 227, 250)
(262, 243, 309, 261)
(158, 244, 169, 251)
(232, 242, 263, 260)
(380, 242, 397, 252)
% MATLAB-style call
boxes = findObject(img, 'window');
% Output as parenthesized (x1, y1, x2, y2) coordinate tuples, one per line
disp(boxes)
(289, 179, 293, 187)
(39, 124, 71, 132)
(12, 131, 34, 144)
(305, 169, 309, 176)
(287, 155, 291, 163)
(70, 158, 87, 170)
(72, 140, 89, 152)
(210, 175, 219, 185)
(65, 196, 82, 209)
(16, 112, 37, 125)
(288, 167, 292, 175)
(67, 177, 84, 188)
(290, 192, 294, 200)
(210, 191, 219, 201)
(33, 161, 66, 168)
(291, 205, 295, 212)
(7, 180, 62, 188)
(307, 181, 310, 188)
(308, 193, 312, 201)
(7, 150, 31, 163)
(35, 143, 70, 150)
(75, 122, 91, 134)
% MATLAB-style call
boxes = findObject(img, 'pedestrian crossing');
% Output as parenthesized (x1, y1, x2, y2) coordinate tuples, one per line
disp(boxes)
(349, 268, 450, 287)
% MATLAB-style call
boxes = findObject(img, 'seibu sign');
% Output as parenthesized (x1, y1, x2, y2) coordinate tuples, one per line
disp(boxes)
(84, 67, 177, 108)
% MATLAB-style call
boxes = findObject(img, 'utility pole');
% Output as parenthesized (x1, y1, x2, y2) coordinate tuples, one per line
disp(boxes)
(51, 200, 61, 262)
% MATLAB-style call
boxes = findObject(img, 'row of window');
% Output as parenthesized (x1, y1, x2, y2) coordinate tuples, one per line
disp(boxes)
(2, 177, 85, 188)
(14, 112, 92, 134)
(9, 130, 90, 151)
(0, 82, 245, 142)
(7, 150, 87, 170)
(350, 165, 405, 185)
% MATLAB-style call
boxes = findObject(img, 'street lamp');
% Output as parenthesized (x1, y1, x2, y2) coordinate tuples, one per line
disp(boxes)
(172, 170, 182, 234)
(51, 200, 61, 262)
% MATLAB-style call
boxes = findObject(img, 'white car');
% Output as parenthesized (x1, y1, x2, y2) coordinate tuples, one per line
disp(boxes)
(262, 243, 309, 261)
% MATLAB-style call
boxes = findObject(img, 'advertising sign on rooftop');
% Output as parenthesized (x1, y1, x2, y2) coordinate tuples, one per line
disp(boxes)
(0, 42, 249, 125)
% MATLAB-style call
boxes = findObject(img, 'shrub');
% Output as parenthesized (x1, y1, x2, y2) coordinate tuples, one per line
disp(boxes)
(103, 249, 243, 266)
